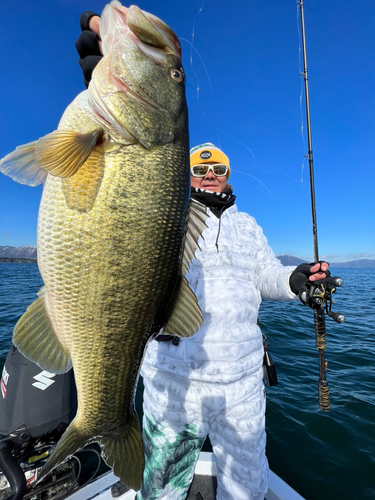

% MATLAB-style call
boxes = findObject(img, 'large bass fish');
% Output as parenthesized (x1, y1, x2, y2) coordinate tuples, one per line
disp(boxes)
(0, 1, 206, 490)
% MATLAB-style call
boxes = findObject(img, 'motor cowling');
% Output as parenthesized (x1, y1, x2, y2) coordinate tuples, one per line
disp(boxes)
(0, 346, 78, 500)
(0, 346, 77, 443)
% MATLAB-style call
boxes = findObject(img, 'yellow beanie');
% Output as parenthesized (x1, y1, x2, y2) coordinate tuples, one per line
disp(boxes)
(190, 143, 231, 179)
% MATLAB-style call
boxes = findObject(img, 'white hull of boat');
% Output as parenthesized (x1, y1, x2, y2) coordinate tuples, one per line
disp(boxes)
(67, 451, 305, 500)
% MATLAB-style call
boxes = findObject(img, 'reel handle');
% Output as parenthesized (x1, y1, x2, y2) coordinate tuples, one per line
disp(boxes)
(326, 276, 343, 288)
(298, 277, 345, 324)
(327, 310, 346, 323)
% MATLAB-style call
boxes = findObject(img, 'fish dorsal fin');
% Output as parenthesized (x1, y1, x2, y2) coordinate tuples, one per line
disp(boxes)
(0, 128, 102, 186)
(163, 200, 208, 337)
(13, 287, 72, 374)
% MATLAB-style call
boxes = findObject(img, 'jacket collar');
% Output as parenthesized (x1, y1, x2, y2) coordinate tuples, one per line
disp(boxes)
(190, 185, 236, 218)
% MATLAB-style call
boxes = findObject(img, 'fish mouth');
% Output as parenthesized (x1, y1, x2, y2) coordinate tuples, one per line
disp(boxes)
(103, 2, 181, 62)
(89, 1, 183, 145)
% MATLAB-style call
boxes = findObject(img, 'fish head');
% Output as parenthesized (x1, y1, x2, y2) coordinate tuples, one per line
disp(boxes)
(88, 1, 187, 149)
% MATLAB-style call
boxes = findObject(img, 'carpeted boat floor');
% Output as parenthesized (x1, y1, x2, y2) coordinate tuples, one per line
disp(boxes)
(186, 474, 217, 500)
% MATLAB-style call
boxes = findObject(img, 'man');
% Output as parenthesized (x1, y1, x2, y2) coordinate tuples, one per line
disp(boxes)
(138, 143, 327, 500)
(76, 15, 329, 500)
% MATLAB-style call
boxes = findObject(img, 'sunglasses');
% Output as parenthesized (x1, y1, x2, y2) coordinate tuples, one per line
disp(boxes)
(191, 163, 228, 177)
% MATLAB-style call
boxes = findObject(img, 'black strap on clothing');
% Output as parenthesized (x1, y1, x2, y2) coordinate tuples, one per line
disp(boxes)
(155, 334, 180, 345)
(190, 185, 236, 218)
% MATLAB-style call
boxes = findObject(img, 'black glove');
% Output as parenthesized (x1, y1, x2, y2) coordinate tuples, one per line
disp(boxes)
(75, 11, 102, 88)
(289, 262, 331, 295)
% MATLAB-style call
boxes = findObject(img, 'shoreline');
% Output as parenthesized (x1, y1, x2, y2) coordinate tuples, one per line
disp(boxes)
(0, 258, 37, 263)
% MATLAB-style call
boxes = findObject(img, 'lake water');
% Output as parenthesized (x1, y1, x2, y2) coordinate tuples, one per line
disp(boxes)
(0, 263, 374, 499)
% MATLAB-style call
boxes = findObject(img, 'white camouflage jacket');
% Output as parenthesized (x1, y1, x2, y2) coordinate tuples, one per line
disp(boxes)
(142, 204, 297, 383)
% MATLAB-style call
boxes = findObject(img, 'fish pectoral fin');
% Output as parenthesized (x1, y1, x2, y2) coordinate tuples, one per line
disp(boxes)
(13, 287, 72, 374)
(181, 199, 208, 274)
(163, 277, 203, 337)
(163, 200, 209, 338)
(61, 148, 105, 213)
(36, 128, 102, 177)
(0, 141, 47, 186)
(101, 413, 144, 491)
(0, 128, 102, 186)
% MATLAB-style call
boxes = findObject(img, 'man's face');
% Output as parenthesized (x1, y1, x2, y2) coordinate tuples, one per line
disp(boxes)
(190, 162, 228, 193)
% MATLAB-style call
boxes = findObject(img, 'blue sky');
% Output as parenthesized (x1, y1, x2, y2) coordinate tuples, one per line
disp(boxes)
(0, 0, 374, 262)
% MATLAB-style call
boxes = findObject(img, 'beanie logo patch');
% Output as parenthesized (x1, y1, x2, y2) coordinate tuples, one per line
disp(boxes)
(200, 151, 212, 159)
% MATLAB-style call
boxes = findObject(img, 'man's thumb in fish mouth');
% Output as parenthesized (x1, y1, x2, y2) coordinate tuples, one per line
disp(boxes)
(76, 11, 103, 88)
(89, 16, 101, 38)
(79, 11, 101, 37)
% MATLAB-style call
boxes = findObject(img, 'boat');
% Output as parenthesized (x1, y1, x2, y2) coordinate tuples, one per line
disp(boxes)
(0, 347, 305, 500)
(64, 451, 305, 500)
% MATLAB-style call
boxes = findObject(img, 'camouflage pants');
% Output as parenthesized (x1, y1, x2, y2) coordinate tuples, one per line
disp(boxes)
(136, 367, 268, 500)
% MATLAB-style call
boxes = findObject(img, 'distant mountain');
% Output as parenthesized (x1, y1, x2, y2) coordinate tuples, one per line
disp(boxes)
(276, 255, 305, 266)
(330, 259, 375, 268)
(0, 246, 37, 262)
(276, 255, 375, 268)
(1, 247, 374, 268)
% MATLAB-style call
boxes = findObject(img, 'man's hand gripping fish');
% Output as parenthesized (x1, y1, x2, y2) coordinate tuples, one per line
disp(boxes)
(0, 1, 207, 490)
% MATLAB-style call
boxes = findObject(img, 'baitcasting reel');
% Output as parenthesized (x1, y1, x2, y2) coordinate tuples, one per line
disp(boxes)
(299, 276, 346, 323)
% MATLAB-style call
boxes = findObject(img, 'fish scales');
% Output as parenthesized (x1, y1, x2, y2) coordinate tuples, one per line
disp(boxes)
(38, 140, 189, 411)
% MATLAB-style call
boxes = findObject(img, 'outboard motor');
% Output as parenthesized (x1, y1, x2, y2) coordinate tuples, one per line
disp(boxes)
(0, 346, 78, 500)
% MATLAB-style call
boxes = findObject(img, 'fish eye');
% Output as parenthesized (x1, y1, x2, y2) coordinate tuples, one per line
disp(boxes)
(170, 69, 184, 83)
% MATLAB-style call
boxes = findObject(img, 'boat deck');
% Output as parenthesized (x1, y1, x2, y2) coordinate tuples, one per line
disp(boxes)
(187, 474, 217, 499)
(67, 452, 305, 500)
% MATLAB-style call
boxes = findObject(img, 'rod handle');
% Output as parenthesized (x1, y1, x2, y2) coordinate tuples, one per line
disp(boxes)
(318, 378, 330, 412)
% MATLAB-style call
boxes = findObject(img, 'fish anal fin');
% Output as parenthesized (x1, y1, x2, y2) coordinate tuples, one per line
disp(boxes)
(164, 200, 209, 338)
(101, 413, 144, 491)
(40, 420, 90, 481)
(62, 148, 105, 213)
(43, 414, 144, 491)
(0, 141, 47, 186)
(13, 287, 72, 374)
(36, 128, 102, 178)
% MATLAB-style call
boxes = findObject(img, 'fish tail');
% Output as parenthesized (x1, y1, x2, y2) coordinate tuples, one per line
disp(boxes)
(101, 413, 144, 492)
(40, 420, 90, 480)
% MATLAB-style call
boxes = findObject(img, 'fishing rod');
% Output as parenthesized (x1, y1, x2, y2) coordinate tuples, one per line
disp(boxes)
(298, 0, 345, 412)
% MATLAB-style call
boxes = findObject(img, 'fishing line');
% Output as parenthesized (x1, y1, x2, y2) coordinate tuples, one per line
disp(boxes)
(181, 37, 297, 193)
(294, 1, 311, 228)
(180, 37, 219, 124)
(215, 128, 273, 193)
(231, 169, 272, 194)
(183, 1, 303, 193)
(183, 15, 267, 181)
(189, 0, 204, 69)
(297, 3, 306, 185)
(217, 128, 301, 185)
(216, 128, 266, 173)
(181, 0, 223, 144)
(181, 39, 272, 193)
